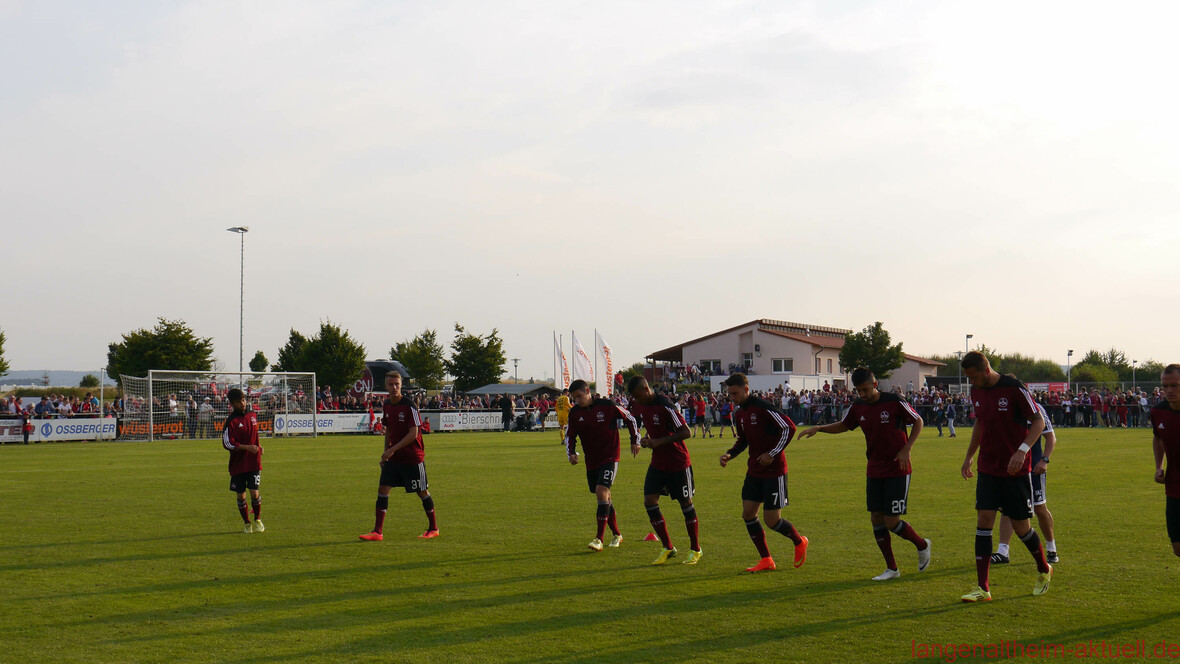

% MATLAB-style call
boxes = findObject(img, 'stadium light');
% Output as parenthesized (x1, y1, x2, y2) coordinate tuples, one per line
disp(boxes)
(1133, 359, 1137, 388)
(1067, 349, 1074, 390)
(512, 358, 520, 384)
(227, 226, 250, 379)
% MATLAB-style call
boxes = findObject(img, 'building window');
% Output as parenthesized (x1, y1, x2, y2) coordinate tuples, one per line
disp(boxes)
(699, 359, 721, 374)
(827, 359, 833, 374)
(815, 357, 821, 373)
(772, 358, 793, 373)
(742, 353, 753, 369)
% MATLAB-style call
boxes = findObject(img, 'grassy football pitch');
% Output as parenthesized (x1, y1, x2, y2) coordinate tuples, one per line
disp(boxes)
(2, 427, 1178, 663)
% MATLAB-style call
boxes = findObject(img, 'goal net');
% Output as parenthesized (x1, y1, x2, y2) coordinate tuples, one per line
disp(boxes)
(118, 370, 317, 441)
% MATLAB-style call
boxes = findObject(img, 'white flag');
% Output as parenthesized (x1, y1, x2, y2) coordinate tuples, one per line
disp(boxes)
(595, 331, 615, 397)
(572, 332, 594, 383)
(554, 332, 570, 390)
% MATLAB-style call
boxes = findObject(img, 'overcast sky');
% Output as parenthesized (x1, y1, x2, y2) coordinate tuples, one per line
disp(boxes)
(3, 0, 1178, 382)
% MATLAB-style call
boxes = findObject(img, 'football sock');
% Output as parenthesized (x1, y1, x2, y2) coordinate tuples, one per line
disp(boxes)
(237, 498, 250, 525)
(251, 497, 261, 520)
(745, 519, 770, 558)
(770, 518, 803, 545)
(421, 495, 437, 531)
(596, 501, 610, 540)
(874, 525, 897, 570)
(996, 543, 1011, 558)
(374, 494, 389, 534)
(890, 520, 927, 550)
(1045, 539, 1057, 553)
(975, 529, 992, 591)
(607, 504, 620, 536)
(682, 504, 700, 551)
(1019, 528, 1051, 573)
(646, 505, 672, 549)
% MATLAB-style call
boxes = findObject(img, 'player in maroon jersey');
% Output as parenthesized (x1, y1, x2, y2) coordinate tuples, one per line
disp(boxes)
(1151, 364, 1180, 557)
(222, 388, 264, 533)
(719, 373, 808, 572)
(565, 379, 640, 552)
(359, 371, 438, 541)
(627, 376, 702, 565)
(799, 367, 930, 580)
(959, 351, 1052, 602)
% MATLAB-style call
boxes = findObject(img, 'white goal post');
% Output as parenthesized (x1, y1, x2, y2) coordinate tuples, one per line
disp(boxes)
(118, 370, 317, 441)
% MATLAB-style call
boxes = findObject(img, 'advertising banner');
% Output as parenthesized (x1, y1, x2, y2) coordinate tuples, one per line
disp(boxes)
(1, 417, 118, 443)
(435, 410, 558, 432)
(273, 413, 372, 435)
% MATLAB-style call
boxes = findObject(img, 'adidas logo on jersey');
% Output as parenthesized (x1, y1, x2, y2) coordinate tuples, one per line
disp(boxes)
(1161, 423, 1167, 430)
(860, 416, 866, 422)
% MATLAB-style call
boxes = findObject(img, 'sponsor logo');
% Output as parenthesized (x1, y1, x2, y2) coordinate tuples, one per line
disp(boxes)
(998, 397, 1010, 411)
(653, 414, 660, 425)
(880, 411, 890, 422)
(596, 412, 605, 422)
(275, 418, 285, 431)
(41, 423, 52, 436)
(751, 414, 758, 424)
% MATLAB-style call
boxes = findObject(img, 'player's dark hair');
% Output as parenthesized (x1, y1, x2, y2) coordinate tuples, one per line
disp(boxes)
(851, 367, 875, 386)
(569, 379, 589, 393)
(626, 375, 647, 395)
(227, 388, 245, 402)
(724, 373, 748, 387)
(961, 351, 988, 371)
(1163, 364, 1180, 377)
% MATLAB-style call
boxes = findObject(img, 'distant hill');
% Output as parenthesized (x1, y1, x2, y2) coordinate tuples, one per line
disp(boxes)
(0, 370, 117, 388)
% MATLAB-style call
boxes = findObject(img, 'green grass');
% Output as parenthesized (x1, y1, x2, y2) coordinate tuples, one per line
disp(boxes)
(1, 427, 1178, 664)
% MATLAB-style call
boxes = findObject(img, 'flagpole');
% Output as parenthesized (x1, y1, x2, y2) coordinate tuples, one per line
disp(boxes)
(594, 329, 599, 394)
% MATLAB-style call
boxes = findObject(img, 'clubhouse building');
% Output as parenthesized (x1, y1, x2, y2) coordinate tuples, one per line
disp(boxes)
(645, 318, 943, 393)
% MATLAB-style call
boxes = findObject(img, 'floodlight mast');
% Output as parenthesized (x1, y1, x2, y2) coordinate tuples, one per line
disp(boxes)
(227, 226, 250, 382)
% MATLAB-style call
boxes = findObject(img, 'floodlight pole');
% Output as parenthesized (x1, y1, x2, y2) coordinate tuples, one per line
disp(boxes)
(1133, 359, 1137, 389)
(512, 358, 520, 384)
(1067, 349, 1074, 391)
(227, 226, 250, 384)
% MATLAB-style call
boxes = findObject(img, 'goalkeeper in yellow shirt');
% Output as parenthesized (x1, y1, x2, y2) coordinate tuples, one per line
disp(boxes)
(556, 388, 573, 443)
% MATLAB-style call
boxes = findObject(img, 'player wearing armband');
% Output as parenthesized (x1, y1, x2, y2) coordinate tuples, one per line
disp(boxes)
(719, 373, 808, 572)
(564, 379, 640, 552)
(223, 388, 264, 534)
(359, 371, 438, 541)
(627, 376, 702, 565)
(1151, 364, 1180, 558)
(799, 367, 930, 581)
(959, 352, 1052, 602)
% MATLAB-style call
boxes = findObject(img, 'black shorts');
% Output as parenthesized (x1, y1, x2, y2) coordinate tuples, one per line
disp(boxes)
(1168, 497, 1180, 544)
(721, 416, 732, 425)
(586, 461, 619, 493)
(1031, 471, 1047, 506)
(975, 472, 1033, 521)
(644, 466, 695, 500)
(741, 474, 788, 510)
(379, 461, 429, 493)
(229, 472, 260, 493)
(866, 475, 911, 515)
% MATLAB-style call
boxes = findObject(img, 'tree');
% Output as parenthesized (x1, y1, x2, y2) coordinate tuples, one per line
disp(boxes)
(106, 318, 215, 385)
(1071, 363, 1118, 387)
(298, 320, 367, 393)
(390, 329, 446, 390)
(79, 374, 100, 388)
(620, 362, 647, 386)
(838, 322, 905, 379)
(444, 323, 506, 393)
(0, 328, 9, 377)
(271, 330, 308, 372)
(249, 351, 269, 373)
